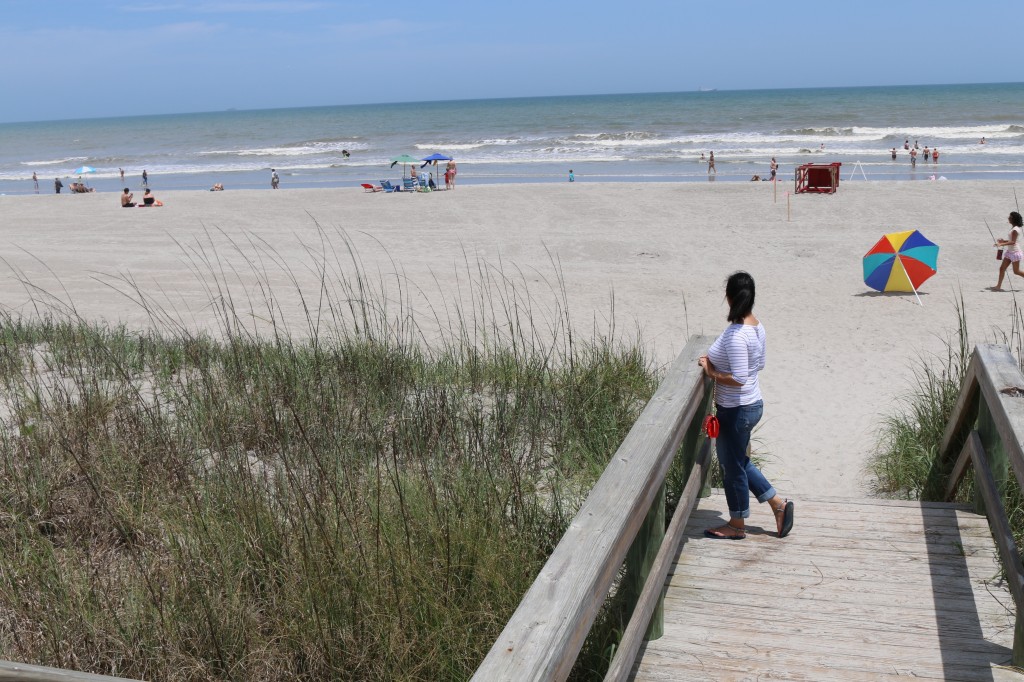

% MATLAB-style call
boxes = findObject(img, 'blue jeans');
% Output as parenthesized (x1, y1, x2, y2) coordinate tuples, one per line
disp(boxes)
(715, 400, 776, 520)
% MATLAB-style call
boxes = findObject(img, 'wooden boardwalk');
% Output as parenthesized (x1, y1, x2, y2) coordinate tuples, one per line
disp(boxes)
(631, 493, 1022, 681)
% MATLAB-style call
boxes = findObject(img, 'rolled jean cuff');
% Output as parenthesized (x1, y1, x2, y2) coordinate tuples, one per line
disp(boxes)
(756, 487, 778, 504)
(729, 508, 750, 520)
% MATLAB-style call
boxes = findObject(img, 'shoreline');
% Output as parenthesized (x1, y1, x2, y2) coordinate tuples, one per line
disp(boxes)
(5, 163, 1024, 196)
(1, 180, 1022, 497)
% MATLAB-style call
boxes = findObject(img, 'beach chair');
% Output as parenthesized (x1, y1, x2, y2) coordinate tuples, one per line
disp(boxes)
(403, 177, 416, 192)
(361, 183, 383, 193)
(379, 180, 398, 193)
(417, 176, 431, 192)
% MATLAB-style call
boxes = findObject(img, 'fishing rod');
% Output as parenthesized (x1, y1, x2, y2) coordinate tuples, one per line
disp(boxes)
(985, 219, 998, 245)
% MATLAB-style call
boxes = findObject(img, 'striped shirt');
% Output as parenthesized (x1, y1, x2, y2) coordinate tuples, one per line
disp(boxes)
(707, 322, 766, 408)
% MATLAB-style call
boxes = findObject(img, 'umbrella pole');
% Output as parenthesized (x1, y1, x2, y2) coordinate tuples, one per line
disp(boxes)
(910, 282, 923, 307)
(898, 256, 924, 306)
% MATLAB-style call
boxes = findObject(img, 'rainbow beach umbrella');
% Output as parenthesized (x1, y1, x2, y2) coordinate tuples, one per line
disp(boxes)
(863, 229, 939, 305)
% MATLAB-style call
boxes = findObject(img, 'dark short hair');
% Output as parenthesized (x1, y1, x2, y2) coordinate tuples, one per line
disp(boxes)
(123, 188, 130, 193)
(725, 271, 755, 323)
(1011, 212, 1023, 228)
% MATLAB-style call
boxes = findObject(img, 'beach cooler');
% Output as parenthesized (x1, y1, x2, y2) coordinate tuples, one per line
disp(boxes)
(794, 162, 842, 194)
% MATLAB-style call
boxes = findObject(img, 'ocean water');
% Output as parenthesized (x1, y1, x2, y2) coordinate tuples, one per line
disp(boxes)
(2, 82, 1023, 194)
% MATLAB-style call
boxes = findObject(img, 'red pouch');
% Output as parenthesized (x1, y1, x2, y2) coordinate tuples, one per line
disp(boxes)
(702, 413, 720, 438)
(702, 381, 719, 438)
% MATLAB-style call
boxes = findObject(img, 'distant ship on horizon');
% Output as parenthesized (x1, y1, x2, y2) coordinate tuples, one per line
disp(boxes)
(697, 86, 718, 92)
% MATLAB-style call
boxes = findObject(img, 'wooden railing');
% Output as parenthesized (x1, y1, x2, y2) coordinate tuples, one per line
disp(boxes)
(471, 335, 716, 681)
(0, 660, 141, 681)
(933, 343, 1024, 666)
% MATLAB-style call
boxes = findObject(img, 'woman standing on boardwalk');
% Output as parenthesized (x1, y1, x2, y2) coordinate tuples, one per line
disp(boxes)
(697, 272, 794, 540)
(992, 211, 1024, 291)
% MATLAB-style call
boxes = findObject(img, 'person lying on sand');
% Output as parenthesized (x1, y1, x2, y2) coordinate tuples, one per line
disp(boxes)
(209, 183, 224, 191)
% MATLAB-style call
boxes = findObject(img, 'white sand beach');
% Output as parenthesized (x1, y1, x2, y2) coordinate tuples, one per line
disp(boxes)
(0, 180, 1020, 496)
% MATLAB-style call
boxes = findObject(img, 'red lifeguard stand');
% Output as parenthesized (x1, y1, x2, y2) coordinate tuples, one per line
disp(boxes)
(794, 162, 842, 194)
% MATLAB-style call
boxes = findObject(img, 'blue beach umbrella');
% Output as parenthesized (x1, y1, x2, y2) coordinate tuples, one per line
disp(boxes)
(72, 165, 96, 189)
(421, 152, 452, 167)
(420, 153, 452, 185)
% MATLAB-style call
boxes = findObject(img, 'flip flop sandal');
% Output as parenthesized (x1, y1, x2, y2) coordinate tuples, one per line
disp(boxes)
(703, 525, 746, 540)
(774, 500, 795, 538)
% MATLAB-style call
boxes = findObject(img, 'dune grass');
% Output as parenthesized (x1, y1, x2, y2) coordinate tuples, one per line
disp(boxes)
(0, 229, 664, 681)
(869, 292, 1024, 557)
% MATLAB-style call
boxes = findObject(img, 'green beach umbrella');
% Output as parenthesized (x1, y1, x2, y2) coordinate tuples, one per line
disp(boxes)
(389, 154, 420, 178)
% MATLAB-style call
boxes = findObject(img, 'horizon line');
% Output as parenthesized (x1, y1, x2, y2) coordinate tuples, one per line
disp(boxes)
(4, 80, 1022, 127)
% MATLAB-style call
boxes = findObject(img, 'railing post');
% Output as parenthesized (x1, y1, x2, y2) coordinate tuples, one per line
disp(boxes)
(624, 481, 666, 640)
(676, 378, 714, 498)
(975, 398, 1009, 515)
(1015, 614, 1024, 667)
(978, 395, 1020, 664)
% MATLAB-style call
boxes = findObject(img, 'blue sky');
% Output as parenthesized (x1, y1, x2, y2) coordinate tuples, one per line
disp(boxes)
(1, 0, 1019, 123)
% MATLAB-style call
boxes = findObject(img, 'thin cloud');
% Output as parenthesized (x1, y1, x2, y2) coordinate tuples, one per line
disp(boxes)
(122, 2, 326, 12)
(325, 19, 445, 41)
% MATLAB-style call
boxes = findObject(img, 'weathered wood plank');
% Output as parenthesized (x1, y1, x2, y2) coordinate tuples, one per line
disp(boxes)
(676, 527, 997, 559)
(659, 597, 1013, 643)
(947, 430, 980, 501)
(651, 618, 1010, 663)
(604, 439, 712, 682)
(662, 574, 1012, 614)
(471, 335, 714, 682)
(638, 625, 1011, 670)
(683, 509, 994, 536)
(971, 430, 1024, 611)
(973, 344, 1024, 490)
(0, 661, 142, 681)
(671, 550, 997, 582)
(634, 493, 1017, 681)
(666, 560, 1006, 602)
(781, 495, 972, 511)
(633, 647, 1015, 682)
(937, 350, 981, 479)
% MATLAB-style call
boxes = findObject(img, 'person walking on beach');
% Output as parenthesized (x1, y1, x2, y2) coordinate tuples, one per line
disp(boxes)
(32, 172, 38, 193)
(54, 177, 62, 194)
(142, 170, 148, 187)
(910, 148, 917, 168)
(446, 160, 457, 189)
(698, 272, 794, 540)
(708, 151, 716, 174)
(923, 145, 930, 161)
(932, 148, 939, 163)
(769, 157, 778, 180)
(119, 168, 125, 183)
(271, 169, 280, 189)
(992, 212, 1024, 291)
(568, 169, 575, 182)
